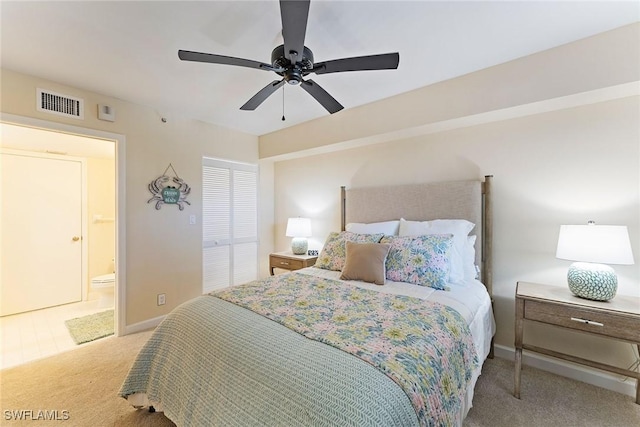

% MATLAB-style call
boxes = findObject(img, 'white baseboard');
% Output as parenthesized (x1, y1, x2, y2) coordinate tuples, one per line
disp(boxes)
(494, 344, 637, 398)
(123, 315, 166, 335)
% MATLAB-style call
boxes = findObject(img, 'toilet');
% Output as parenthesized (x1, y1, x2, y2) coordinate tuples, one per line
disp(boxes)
(91, 273, 115, 308)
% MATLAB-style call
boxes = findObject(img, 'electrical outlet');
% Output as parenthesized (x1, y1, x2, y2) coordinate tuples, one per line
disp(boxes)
(157, 293, 166, 306)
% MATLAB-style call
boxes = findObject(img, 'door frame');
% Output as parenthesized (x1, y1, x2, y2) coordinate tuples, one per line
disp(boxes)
(1, 113, 126, 336)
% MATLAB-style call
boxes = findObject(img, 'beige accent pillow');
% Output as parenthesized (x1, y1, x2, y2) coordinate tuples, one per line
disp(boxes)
(340, 241, 391, 285)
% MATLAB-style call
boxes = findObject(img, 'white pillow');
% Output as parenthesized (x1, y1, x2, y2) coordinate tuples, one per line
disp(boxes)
(399, 218, 475, 284)
(465, 235, 478, 281)
(346, 220, 400, 236)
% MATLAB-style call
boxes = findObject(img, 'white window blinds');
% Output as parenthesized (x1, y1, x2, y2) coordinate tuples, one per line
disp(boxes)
(202, 158, 258, 293)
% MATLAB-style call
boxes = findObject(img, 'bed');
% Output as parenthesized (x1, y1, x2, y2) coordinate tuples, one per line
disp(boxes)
(120, 176, 495, 427)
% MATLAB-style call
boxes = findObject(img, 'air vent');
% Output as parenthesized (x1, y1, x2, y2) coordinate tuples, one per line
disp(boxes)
(36, 88, 84, 119)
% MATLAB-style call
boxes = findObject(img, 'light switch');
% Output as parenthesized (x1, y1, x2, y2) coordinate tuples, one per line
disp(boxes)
(189, 214, 196, 225)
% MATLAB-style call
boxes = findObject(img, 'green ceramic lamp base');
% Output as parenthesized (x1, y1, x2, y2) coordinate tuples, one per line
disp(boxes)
(567, 261, 617, 301)
(291, 237, 308, 255)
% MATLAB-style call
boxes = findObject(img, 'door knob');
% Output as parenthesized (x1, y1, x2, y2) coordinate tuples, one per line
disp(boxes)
(72, 236, 80, 241)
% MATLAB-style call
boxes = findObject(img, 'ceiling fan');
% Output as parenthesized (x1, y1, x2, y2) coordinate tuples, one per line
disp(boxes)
(178, 0, 399, 114)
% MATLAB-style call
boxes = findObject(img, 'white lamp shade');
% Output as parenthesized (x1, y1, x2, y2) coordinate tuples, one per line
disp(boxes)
(556, 224, 634, 265)
(286, 218, 312, 238)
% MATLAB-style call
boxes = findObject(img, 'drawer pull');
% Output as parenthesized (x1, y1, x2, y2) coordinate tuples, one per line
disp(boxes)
(570, 317, 604, 327)
(279, 261, 290, 266)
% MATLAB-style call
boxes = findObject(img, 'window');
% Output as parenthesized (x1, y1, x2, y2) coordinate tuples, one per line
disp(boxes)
(202, 158, 258, 293)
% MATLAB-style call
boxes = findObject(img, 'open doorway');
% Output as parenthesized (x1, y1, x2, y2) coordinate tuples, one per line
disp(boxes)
(0, 115, 125, 368)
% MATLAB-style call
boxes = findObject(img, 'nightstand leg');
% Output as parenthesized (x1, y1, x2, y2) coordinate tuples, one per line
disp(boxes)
(514, 297, 524, 399)
(515, 348, 522, 399)
(636, 344, 640, 404)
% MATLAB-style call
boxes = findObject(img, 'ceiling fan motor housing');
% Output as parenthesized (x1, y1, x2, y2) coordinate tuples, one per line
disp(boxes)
(272, 44, 314, 85)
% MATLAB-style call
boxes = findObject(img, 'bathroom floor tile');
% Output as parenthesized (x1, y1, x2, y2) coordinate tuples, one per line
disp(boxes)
(0, 300, 114, 370)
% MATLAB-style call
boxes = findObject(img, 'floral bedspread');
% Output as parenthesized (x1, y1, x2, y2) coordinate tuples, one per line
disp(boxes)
(213, 272, 478, 426)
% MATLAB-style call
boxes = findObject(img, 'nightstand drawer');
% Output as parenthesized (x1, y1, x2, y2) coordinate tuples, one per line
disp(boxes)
(525, 300, 640, 342)
(269, 252, 317, 275)
(270, 256, 305, 270)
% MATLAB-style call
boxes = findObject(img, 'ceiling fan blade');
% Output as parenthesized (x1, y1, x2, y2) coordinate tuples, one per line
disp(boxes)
(313, 53, 400, 75)
(178, 50, 279, 72)
(280, 0, 310, 64)
(240, 80, 286, 111)
(300, 79, 343, 114)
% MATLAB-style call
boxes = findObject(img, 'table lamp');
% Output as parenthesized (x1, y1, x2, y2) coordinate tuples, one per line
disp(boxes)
(286, 217, 312, 255)
(556, 221, 634, 301)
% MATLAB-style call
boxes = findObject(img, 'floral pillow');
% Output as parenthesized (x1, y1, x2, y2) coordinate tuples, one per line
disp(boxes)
(315, 231, 384, 271)
(380, 234, 454, 290)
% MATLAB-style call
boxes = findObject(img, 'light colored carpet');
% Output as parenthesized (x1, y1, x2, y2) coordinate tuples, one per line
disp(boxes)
(64, 310, 114, 345)
(0, 330, 638, 426)
(0, 330, 172, 427)
(465, 357, 639, 427)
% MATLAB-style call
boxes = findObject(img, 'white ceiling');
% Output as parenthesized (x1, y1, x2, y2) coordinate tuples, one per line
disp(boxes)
(1, 1, 638, 137)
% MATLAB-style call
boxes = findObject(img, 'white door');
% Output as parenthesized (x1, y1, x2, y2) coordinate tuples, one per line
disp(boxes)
(202, 158, 258, 293)
(1, 151, 83, 316)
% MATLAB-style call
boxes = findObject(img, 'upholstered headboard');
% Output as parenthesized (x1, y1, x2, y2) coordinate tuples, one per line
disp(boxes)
(340, 175, 493, 296)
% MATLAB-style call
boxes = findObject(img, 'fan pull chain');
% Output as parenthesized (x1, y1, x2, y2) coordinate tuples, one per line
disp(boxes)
(282, 85, 286, 121)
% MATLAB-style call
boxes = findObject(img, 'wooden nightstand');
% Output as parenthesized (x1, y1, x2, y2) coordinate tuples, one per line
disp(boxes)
(269, 252, 317, 275)
(515, 281, 640, 404)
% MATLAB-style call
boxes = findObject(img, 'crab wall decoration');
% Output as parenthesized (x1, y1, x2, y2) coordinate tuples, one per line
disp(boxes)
(148, 175, 191, 210)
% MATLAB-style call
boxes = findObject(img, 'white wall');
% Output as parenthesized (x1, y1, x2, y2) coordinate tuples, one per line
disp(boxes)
(272, 96, 639, 370)
(0, 69, 264, 329)
(87, 156, 116, 300)
(265, 24, 640, 376)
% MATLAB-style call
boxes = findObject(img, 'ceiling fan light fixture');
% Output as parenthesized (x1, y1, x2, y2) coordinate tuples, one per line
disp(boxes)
(285, 69, 302, 85)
